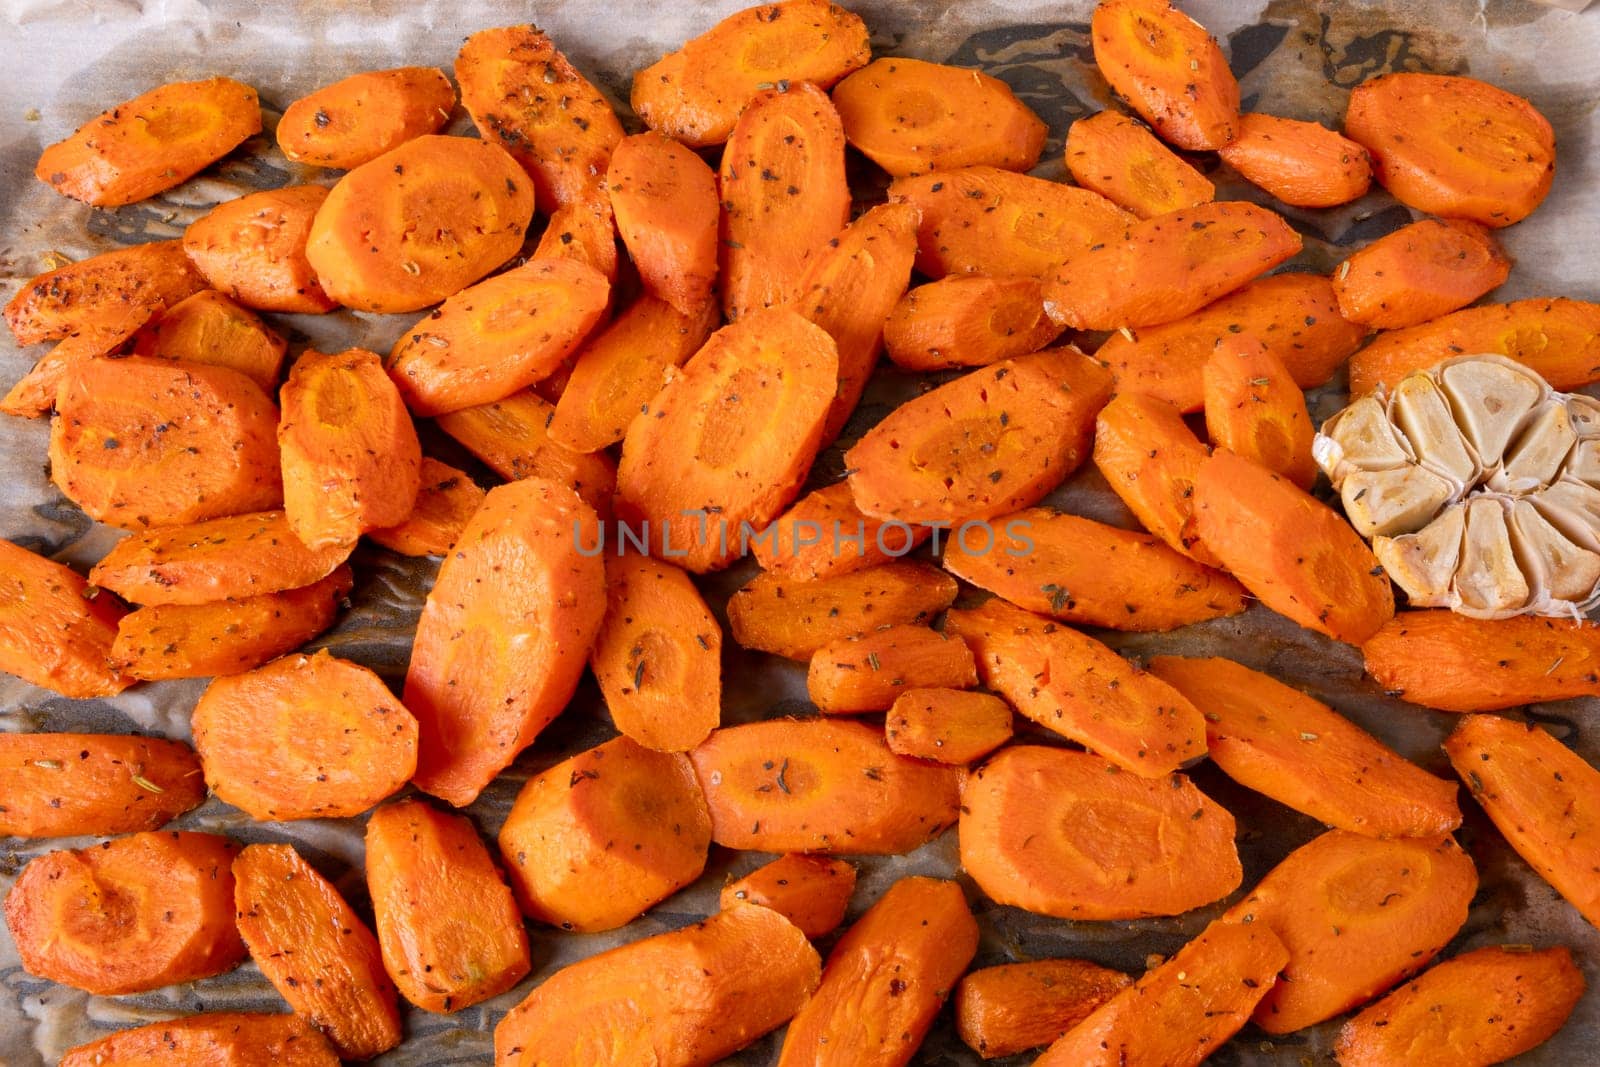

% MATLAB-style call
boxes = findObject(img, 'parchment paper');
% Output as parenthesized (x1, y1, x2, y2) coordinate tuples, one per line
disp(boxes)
(2, 1, 1599, 1064)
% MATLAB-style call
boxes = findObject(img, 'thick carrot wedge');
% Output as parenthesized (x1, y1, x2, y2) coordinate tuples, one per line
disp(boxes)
(1043, 201, 1302, 330)
(182, 185, 338, 314)
(1035, 920, 1287, 1067)
(689, 718, 961, 854)
(495, 903, 820, 1065)
(367, 457, 485, 557)
(532, 193, 620, 283)
(956, 959, 1132, 1061)
(1149, 655, 1461, 837)
(1202, 335, 1318, 489)
(943, 507, 1247, 631)
(130, 289, 287, 392)
(0, 539, 130, 698)
(0, 732, 204, 838)
(727, 560, 958, 660)
(1364, 611, 1600, 712)
(777, 876, 977, 1067)
(883, 275, 1063, 371)
(233, 843, 402, 1061)
(806, 624, 978, 714)
(406, 478, 606, 807)
(960, 745, 1240, 919)
(1445, 714, 1600, 925)
(719, 83, 851, 321)
(366, 799, 531, 1013)
(1065, 110, 1214, 218)
(607, 132, 719, 313)
(278, 66, 454, 170)
(1222, 830, 1477, 1033)
(110, 564, 351, 681)
(846, 348, 1112, 524)
(5, 241, 205, 348)
(1091, 0, 1239, 150)
(1333, 218, 1511, 330)
(720, 854, 856, 939)
(1092, 392, 1220, 566)
(1219, 113, 1372, 208)
(945, 598, 1207, 776)
(831, 58, 1047, 176)
(59, 1013, 339, 1067)
(754, 481, 929, 581)
(884, 687, 1013, 765)
(5, 831, 244, 995)
(1194, 449, 1395, 643)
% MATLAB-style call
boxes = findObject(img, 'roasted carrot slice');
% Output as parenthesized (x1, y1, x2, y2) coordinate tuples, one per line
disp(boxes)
(495, 903, 820, 1065)
(232, 843, 401, 1061)
(629, 0, 871, 148)
(4, 329, 153, 420)
(406, 478, 606, 807)
(547, 294, 720, 454)
(882, 275, 1063, 371)
(277, 66, 455, 170)
(0, 539, 130, 698)
(1092, 392, 1220, 565)
(1345, 72, 1555, 227)
(607, 132, 719, 313)
(36, 77, 261, 206)
(689, 718, 961, 854)
(719, 83, 851, 321)
(5, 239, 206, 348)
(5, 831, 244, 995)
(1222, 830, 1477, 1033)
(532, 193, 620, 283)
(1035, 920, 1287, 1067)
(1219, 112, 1372, 208)
(806, 624, 978, 714)
(1364, 610, 1600, 713)
(1043, 201, 1302, 330)
(885, 688, 1012, 765)
(1194, 449, 1395, 643)
(1335, 945, 1585, 1067)
(367, 457, 484, 557)
(727, 560, 958, 660)
(1333, 218, 1511, 330)
(1096, 272, 1367, 412)
(457, 25, 623, 212)
(956, 959, 1132, 1061)
(1149, 654, 1461, 838)
(960, 745, 1240, 919)
(1064, 110, 1214, 218)
(0, 732, 204, 838)
(831, 57, 1047, 177)
(182, 185, 338, 313)
(777, 876, 977, 1067)
(1203, 335, 1318, 488)
(130, 290, 286, 391)
(90, 510, 350, 606)
(945, 598, 1207, 775)
(888, 166, 1133, 279)
(754, 481, 929, 581)
(305, 134, 534, 314)
(591, 553, 721, 752)
(110, 565, 352, 681)
(943, 507, 1246, 631)
(366, 798, 531, 1013)
(846, 347, 1112, 524)
(1091, 0, 1240, 150)
(59, 1013, 339, 1067)
(616, 309, 837, 572)
(720, 854, 856, 939)
(192, 648, 417, 820)
(50, 355, 282, 530)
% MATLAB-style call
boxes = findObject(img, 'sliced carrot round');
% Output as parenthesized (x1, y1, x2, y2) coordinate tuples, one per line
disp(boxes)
(1218, 112, 1371, 208)
(0, 539, 130, 698)
(606, 132, 720, 314)
(131, 290, 287, 391)
(883, 275, 1062, 371)
(366, 457, 485, 557)
(1091, 0, 1240, 150)
(183, 185, 338, 313)
(277, 67, 455, 170)
(0, 732, 205, 838)
(1065, 110, 1215, 219)
(1202, 335, 1318, 489)
(1332, 218, 1511, 330)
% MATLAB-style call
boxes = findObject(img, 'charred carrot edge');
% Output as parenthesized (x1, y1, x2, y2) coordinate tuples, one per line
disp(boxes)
(1090, 0, 1240, 150)
(0, 732, 205, 838)
(277, 66, 455, 170)
(0, 538, 131, 698)
(1332, 218, 1511, 330)
(955, 959, 1133, 1061)
(726, 560, 959, 661)
(806, 624, 978, 714)
(884, 687, 1014, 765)
(720, 853, 857, 939)
(1202, 335, 1318, 489)
(1064, 109, 1214, 218)
(5, 240, 206, 348)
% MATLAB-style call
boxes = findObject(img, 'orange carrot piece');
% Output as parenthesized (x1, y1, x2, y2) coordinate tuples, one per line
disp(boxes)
(232, 843, 402, 1061)
(277, 66, 455, 170)
(1333, 218, 1512, 330)
(1043, 201, 1302, 330)
(777, 876, 977, 1067)
(406, 478, 606, 807)
(5, 831, 244, 995)
(727, 560, 959, 660)
(1064, 110, 1214, 219)
(955, 959, 1132, 1061)
(882, 275, 1062, 371)
(59, 1013, 339, 1067)
(5, 330, 151, 420)
(806, 624, 978, 714)
(1219, 112, 1372, 208)
(607, 132, 719, 313)
(130, 289, 286, 392)
(532, 193, 620, 283)
(182, 185, 338, 313)
(5, 240, 207, 348)
(846, 347, 1113, 524)
(366, 798, 531, 1013)
(720, 854, 857, 939)
(719, 83, 851, 321)
(36, 78, 261, 207)
(945, 598, 1207, 776)
(0, 732, 204, 838)
(1092, 392, 1220, 566)
(1149, 654, 1462, 838)
(0, 539, 130, 698)
(960, 745, 1240, 919)
(1091, 0, 1240, 150)
(1222, 830, 1478, 1033)
(831, 57, 1047, 177)
(689, 718, 961, 854)
(1195, 449, 1395, 643)
(754, 481, 929, 582)
(367, 457, 484, 557)
(884, 687, 1013, 765)
(1203, 335, 1318, 488)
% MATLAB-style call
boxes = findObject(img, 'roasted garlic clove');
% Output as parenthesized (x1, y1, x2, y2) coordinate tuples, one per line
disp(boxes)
(1509, 499, 1600, 607)
(1437, 356, 1544, 463)
(1314, 394, 1413, 482)
(1498, 399, 1579, 493)
(1340, 464, 1456, 538)
(1454, 497, 1531, 616)
(1390, 373, 1480, 489)
(1373, 503, 1465, 607)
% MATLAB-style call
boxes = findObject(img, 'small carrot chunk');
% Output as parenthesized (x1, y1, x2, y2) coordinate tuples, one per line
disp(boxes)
(1091, 0, 1240, 150)
(182, 185, 338, 313)
(1219, 112, 1372, 208)
(754, 481, 929, 582)
(0, 539, 130, 698)
(4, 831, 244, 995)
(59, 1013, 338, 1067)
(689, 718, 961, 854)
(720, 854, 857, 939)
(532, 193, 620, 283)
(278, 66, 455, 170)
(1065, 110, 1214, 218)
(607, 132, 719, 314)
(0, 732, 204, 838)
(131, 290, 287, 392)
(1202, 336, 1318, 488)
(1333, 218, 1512, 330)
(806, 624, 978, 714)
(955, 959, 1132, 1060)
(232, 843, 401, 1061)
(36, 77, 261, 207)
(5, 239, 206, 348)
(883, 275, 1062, 371)
(884, 687, 1013, 765)
(1093, 392, 1219, 565)
(367, 457, 484, 557)
(727, 561, 958, 661)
